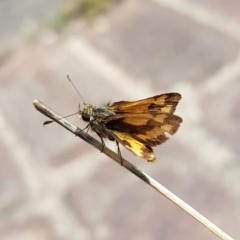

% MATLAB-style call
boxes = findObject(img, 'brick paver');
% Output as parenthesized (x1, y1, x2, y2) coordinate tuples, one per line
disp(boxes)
(0, 0, 240, 239)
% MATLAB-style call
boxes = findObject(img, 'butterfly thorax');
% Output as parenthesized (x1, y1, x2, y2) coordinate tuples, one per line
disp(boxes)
(79, 103, 115, 139)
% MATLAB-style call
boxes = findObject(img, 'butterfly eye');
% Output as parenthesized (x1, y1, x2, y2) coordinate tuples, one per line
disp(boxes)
(82, 112, 90, 122)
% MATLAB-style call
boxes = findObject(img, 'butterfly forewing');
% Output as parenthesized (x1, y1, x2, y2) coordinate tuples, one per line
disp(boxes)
(109, 93, 181, 114)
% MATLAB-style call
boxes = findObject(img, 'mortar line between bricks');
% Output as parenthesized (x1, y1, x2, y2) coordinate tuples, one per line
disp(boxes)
(164, 79, 240, 196)
(44, 151, 109, 194)
(153, 0, 240, 39)
(0, 112, 43, 197)
(5, 193, 92, 240)
(67, 37, 154, 99)
(201, 50, 240, 94)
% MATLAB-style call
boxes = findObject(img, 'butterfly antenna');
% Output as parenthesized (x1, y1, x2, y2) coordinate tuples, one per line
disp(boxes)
(43, 111, 79, 126)
(67, 75, 85, 104)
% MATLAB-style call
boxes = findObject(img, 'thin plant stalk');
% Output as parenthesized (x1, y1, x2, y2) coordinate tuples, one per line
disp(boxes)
(33, 99, 233, 240)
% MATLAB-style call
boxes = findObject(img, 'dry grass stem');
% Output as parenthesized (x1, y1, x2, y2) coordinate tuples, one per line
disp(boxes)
(33, 99, 233, 240)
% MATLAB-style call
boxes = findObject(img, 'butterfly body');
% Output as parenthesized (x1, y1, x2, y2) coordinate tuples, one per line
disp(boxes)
(78, 93, 182, 162)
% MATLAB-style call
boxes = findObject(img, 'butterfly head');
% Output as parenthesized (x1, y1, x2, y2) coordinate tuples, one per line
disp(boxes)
(78, 103, 95, 122)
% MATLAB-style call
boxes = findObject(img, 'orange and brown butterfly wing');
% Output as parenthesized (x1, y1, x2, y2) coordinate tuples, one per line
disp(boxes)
(105, 113, 182, 161)
(108, 93, 181, 114)
(111, 132, 157, 162)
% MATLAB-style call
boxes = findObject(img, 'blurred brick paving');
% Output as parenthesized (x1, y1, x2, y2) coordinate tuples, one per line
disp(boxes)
(0, 0, 240, 239)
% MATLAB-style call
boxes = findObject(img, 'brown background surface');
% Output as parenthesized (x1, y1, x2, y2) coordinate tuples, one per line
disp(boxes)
(0, 0, 240, 239)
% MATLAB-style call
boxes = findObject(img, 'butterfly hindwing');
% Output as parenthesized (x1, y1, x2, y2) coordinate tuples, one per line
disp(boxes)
(105, 113, 182, 147)
(111, 131, 156, 162)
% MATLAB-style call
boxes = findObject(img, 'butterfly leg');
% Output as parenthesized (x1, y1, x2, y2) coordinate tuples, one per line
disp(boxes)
(75, 124, 90, 136)
(116, 141, 123, 165)
(96, 132, 105, 153)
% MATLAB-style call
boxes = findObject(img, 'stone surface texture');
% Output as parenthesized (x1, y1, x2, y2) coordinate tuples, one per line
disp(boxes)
(0, 0, 240, 239)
